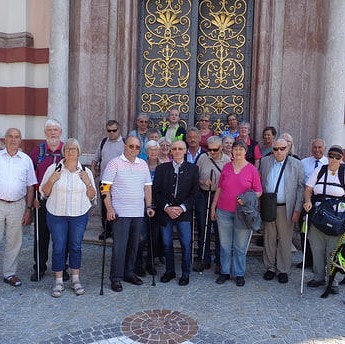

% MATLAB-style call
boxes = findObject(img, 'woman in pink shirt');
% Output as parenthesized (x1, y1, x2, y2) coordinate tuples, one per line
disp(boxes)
(211, 140, 262, 287)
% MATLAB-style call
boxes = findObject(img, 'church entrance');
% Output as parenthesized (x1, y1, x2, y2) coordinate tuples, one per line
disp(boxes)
(137, 0, 254, 132)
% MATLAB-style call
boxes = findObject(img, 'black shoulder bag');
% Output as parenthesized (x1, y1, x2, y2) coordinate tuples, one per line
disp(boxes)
(260, 157, 288, 222)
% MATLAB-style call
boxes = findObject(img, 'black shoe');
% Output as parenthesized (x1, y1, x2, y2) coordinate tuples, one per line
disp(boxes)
(134, 266, 146, 277)
(339, 277, 345, 285)
(111, 281, 123, 292)
(263, 270, 275, 281)
(63, 270, 70, 282)
(296, 261, 313, 269)
(236, 276, 245, 287)
(278, 273, 288, 284)
(216, 274, 230, 284)
(146, 265, 157, 276)
(124, 275, 143, 285)
(178, 276, 189, 286)
(30, 271, 44, 282)
(98, 231, 112, 240)
(330, 286, 339, 295)
(307, 279, 326, 288)
(160, 272, 176, 283)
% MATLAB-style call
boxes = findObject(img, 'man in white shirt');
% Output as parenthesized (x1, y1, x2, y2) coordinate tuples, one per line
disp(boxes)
(0, 128, 37, 287)
(297, 138, 328, 268)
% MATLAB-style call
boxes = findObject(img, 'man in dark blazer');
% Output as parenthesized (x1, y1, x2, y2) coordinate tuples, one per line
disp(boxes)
(260, 138, 304, 284)
(153, 140, 199, 286)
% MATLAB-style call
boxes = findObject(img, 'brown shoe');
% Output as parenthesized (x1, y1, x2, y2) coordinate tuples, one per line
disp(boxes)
(111, 281, 123, 292)
(4, 275, 22, 287)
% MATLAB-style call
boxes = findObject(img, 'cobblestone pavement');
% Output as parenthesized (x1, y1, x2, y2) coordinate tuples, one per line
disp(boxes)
(1, 219, 345, 344)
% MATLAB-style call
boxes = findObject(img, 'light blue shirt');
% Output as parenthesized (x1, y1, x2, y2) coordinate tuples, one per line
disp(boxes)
(266, 159, 286, 204)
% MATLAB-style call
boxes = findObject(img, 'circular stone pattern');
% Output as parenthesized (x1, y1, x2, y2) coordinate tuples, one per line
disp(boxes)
(121, 309, 198, 343)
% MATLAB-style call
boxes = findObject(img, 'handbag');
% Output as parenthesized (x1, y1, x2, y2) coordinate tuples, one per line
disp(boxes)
(310, 168, 345, 236)
(260, 157, 288, 222)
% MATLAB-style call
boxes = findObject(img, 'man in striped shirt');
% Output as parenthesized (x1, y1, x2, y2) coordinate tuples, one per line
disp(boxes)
(101, 136, 154, 292)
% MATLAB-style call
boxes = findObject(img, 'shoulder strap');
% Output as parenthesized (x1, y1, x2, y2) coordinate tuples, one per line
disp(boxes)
(209, 157, 222, 173)
(37, 142, 46, 163)
(339, 164, 345, 189)
(316, 164, 344, 188)
(274, 156, 288, 193)
(100, 137, 107, 152)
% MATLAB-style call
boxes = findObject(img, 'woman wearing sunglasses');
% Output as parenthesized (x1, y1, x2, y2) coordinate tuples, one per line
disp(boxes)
(304, 145, 345, 294)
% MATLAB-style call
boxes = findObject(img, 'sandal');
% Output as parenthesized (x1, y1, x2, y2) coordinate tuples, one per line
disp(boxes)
(4, 275, 22, 287)
(51, 283, 64, 298)
(71, 282, 85, 296)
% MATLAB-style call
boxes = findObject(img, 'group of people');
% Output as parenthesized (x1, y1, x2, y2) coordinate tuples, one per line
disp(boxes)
(1, 109, 344, 298)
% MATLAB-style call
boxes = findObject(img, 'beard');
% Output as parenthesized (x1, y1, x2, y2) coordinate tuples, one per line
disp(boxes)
(47, 137, 60, 147)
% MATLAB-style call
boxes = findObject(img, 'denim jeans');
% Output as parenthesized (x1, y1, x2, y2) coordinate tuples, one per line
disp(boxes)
(47, 211, 89, 271)
(195, 191, 220, 264)
(110, 217, 143, 281)
(160, 220, 191, 276)
(216, 208, 252, 277)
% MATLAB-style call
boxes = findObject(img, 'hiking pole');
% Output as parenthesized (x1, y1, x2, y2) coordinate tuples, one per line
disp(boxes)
(200, 169, 214, 274)
(300, 213, 309, 295)
(148, 216, 156, 286)
(100, 194, 107, 295)
(34, 186, 40, 281)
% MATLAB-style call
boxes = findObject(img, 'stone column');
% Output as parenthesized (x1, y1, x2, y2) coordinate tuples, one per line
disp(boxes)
(320, 0, 345, 147)
(48, 0, 70, 140)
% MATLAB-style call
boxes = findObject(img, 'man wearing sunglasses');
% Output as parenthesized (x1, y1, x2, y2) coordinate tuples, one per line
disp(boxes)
(260, 139, 304, 284)
(101, 136, 154, 292)
(91, 120, 124, 240)
(153, 140, 199, 286)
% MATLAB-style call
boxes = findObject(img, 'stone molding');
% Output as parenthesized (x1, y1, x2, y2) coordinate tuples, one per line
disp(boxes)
(0, 32, 34, 48)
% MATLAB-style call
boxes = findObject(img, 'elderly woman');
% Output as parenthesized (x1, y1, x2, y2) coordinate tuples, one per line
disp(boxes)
(40, 138, 96, 297)
(135, 140, 162, 275)
(238, 122, 262, 167)
(220, 114, 239, 139)
(222, 135, 234, 159)
(260, 126, 277, 157)
(211, 140, 262, 286)
(304, 145, 345, 294)
(198, 113, 214, 152)
(158, 137, 172, 163)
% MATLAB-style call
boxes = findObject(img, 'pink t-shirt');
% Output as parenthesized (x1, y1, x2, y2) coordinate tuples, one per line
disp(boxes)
(217, 162, 262, 212)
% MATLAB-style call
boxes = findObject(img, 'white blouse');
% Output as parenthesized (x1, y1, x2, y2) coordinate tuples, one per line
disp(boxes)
(40, 161, 95, 216)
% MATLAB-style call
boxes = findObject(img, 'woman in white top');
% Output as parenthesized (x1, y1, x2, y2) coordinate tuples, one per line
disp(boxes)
(40, 138, 96, 297)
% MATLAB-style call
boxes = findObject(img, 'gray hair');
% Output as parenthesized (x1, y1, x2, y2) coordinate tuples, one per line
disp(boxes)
(145, 140, 160, 151)
(62, 138, 81, 157)
(187, 127, 200, 135)
(45, 118, 62, 130)
(222, 135, 234, 144)
(279, 133, 294, 154)
(158, 136, 171, 145)
(207, 136, 222, 145)
(137, 114, 149, 120)
(5, 128, 22, 139)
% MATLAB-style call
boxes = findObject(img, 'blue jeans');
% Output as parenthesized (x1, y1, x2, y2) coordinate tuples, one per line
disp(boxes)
(160, 220, 191, 276)
(195, 191, 220, 264)
(47, 211, 89, 272)
(110, 217, 143, 281)
(216, 208, 252, 277)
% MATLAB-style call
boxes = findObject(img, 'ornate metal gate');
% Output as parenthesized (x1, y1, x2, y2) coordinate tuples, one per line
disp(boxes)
(137, 0, 254, 132)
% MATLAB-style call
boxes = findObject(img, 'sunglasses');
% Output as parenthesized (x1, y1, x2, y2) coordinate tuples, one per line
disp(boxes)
(199, 119, 209, 122)
(128, 144, 141, 150)
(208, 147, 220, 153)
(273, 146, 287, 152)
(328, 153, 342, 160)
(171, 147, 185, 151)
(139, 120, 148, 123)
(107, 129, 118, 133)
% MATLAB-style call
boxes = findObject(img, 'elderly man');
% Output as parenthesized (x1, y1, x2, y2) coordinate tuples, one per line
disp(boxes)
(101, 136, 154, 292)
(91, 120, 124, 240)
(1, 128, 37, 287)
(29, 119, 66, 281)
(161, 108, 186, 143)
(297, 138, 328, 268)
(185, 127, 206, 164)
(153, 140, 199, 286)
(128, 114, 150, 159)
(260, 139, 304, 283)
(220, 114, 239, 139)
(193, 136, 231, 273)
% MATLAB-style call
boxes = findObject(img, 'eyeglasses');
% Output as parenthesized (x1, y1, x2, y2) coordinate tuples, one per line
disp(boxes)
(107, 129, 118, 133)
(199, 119, 209, 122)
(139, 120, 148, 123)
(171, 147, 185, 151)
(273, 146, 287, 152)
(328, 153, 342, 160)
(66, 147, 77, 152)
(128, 144, 141, 150)
(208, 147, 220, 153)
